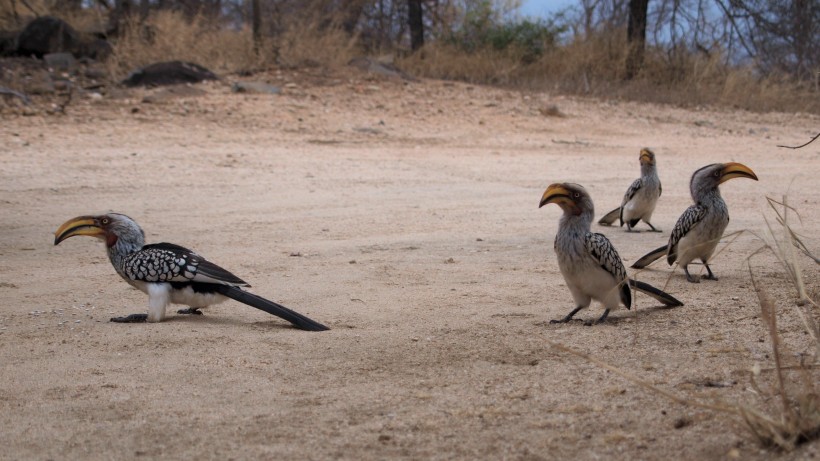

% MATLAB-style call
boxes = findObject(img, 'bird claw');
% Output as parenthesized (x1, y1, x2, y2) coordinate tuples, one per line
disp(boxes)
(110, 313, 148, 323)
(701, 274, 718, 281)
(177, 308, 203, 315)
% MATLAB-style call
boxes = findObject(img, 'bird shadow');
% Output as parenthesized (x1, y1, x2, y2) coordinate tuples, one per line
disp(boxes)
(120, 313, 304, 330)
(539, 302, 684, 327)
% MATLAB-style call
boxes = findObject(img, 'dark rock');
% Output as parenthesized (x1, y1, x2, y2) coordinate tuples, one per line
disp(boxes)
(16, 16, 78, 58)
(84, 66, 108, 80)
(231, 81, 281, 94)
(44, 52, 77, 71)
(0, 30, 17, 56)
(348, 57, 415, 81)
(122, 61, 218, 87)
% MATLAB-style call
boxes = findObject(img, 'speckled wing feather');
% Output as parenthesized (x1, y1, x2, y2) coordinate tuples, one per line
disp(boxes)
(667, 205, 707, 265)
(121, 242, 248, 286)
(585, 232, 631, 309)
(585, 233, 628, 282)
(619, 178, 643, 225)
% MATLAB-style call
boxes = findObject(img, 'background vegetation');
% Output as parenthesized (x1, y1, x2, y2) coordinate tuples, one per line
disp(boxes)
(0, 0, 817, 113)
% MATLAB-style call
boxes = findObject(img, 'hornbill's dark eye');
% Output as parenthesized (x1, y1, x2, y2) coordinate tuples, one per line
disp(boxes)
(713, 170, 720, 177)
(101, 217, 110, 225)
(573, 192, 581, 198)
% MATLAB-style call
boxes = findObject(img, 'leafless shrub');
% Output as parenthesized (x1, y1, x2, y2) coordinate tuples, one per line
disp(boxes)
(106, 10, 259, 79)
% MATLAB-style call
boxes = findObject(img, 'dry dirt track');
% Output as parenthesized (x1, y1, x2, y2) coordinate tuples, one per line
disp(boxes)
(1, 68, 818, 460)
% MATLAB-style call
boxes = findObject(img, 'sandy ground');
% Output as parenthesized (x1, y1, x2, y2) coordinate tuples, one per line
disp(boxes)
(1, 67, 819, 460)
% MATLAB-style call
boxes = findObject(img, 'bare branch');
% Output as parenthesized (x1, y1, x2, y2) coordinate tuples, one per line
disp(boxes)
(777, 132, 820, 149)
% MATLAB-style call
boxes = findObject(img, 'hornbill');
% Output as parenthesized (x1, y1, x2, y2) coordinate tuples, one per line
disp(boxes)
(539, 183, 683, 325)
(631, 162, 758, 283)
(54, 213, 329, 331)
(598, 148, 663, 232)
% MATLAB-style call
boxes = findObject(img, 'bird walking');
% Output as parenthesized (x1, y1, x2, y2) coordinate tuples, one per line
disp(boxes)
(54, 213, 329, 331)
(631, 162, 758, 283)
(598, 148, 663, 232)
(539, 183, 683, 325)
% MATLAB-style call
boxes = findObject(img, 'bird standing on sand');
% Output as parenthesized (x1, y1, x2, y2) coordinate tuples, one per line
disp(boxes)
(540, 183, 683, 325)
(54, 213, 329, 331)
(631, 162, 758, 282)
(598, 148, 662, 232)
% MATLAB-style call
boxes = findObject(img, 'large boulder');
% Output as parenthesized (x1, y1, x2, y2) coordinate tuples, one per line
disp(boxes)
(0, 30, 17, 56)
(14, 16, 111, 60)
(16, 16, 77, 58)
(122, 61, 218, 87)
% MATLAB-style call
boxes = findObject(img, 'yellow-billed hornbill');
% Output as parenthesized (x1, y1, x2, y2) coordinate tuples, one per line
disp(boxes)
(598, 148, 663, 232)
(54, 213, 329, 331)
(540, 183, 683, 325)
(631, 162, 758, 283)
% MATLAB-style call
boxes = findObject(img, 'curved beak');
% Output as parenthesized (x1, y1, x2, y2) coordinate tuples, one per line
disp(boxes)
(639, 149, 654, 165)
(719, 162, 758, 184)
(54, 216, 104, 245)
(539, 183, 573, 208)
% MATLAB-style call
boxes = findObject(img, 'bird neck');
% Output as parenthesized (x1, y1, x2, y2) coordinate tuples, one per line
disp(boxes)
(107, 236, 144, 274)
(693, 185, 723, 206)
(559, 208, 593, 235)
(640, 163, 657, 179)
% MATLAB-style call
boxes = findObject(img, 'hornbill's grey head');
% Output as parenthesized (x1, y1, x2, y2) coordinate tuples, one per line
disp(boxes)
(690, 162, 758, 198)
(539, 182, 594, 217)
(639, 148, 656, 166)
(54, 213, 145, 248)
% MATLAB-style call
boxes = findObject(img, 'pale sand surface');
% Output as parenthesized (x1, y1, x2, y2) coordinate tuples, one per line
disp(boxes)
(1, 68, 818, 460)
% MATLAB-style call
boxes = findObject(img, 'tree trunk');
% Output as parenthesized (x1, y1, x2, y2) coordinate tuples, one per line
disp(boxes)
(251, 0, 261, 56)
(408, 0, 424, 51)
(625, 0, 649, 79)
(110, 0, 133, 36)
(139, 0, 150, 21)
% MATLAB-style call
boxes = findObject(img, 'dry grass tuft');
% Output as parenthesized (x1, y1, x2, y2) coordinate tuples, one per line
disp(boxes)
(107, 11, 260, 80)
(739, 270, 820, 450)
(400, 28, 820, 114)
(105, 10, 358, 79)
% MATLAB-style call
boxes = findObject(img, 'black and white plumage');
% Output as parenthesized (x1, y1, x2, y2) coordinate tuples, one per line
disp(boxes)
(631, 162, 758, 283)
(539, 183, 683, 325)
(54, 213, 329, 331)
(598, 148, 663, 232)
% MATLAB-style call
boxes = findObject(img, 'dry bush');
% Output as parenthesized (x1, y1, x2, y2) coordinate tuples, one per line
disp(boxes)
(106, 10, 357, 79)
(0, 1, 104, 31)
(107, 10, 259, 79)
(401, 44, 524, 85)
(274, 17, 359, 69)
(400, 26, 820, 114)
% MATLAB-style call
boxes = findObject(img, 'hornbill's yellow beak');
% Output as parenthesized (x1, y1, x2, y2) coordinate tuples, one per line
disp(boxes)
(54, 216, 104, 245)
(719, 162, 758, 184)
(539, 183, 574, 209)
(639, 148, 654, 165)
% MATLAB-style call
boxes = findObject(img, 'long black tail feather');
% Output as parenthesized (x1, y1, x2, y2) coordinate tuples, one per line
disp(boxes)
(597, 207, 621, 226)
(216, 285, 329, 331)
(631, 244, 668, 269)
(628, 279, 683, 307)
